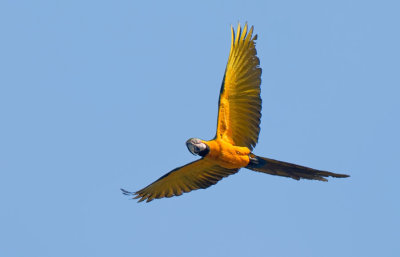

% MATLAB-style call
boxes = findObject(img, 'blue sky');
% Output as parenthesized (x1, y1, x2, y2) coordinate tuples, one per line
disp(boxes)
(1, 0, 399, 256)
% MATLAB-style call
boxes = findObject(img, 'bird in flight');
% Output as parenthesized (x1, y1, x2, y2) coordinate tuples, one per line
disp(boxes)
(122, 23, 349, 202)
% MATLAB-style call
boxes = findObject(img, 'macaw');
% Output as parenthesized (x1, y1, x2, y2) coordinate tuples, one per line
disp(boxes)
(122, 23, 349, 202)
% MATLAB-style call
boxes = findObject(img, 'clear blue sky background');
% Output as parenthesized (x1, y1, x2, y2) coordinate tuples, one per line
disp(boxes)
(1, 1, 399, 256)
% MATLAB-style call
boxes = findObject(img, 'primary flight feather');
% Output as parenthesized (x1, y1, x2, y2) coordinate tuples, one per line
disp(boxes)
(122, 23, 349, 203)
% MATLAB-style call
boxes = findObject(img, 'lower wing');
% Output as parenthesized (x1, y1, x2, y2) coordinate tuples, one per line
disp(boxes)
(122, 159, 238, 202)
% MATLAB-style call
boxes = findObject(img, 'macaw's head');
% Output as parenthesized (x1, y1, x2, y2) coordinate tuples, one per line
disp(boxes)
(186, 138, 209, 157)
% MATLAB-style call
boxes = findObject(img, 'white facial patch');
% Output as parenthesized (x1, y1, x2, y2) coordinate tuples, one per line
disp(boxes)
(196, 142, 206, 152)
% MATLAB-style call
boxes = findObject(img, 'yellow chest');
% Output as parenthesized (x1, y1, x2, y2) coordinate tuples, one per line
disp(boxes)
(203, 139, 251, 169)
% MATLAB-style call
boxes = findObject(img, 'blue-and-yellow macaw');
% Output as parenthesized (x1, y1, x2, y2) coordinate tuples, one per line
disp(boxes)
(122, 23, 349, 202)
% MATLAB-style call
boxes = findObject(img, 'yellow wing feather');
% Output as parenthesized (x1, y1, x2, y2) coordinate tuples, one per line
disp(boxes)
(216, 23, 262, 150)
(127, 159, 238, 202)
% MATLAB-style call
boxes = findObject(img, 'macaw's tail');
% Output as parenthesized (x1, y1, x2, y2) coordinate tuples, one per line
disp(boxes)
(246, 154, 349, 181)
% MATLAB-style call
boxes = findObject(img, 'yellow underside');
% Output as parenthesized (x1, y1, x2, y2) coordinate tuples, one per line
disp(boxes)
(202, 139, 251, 169)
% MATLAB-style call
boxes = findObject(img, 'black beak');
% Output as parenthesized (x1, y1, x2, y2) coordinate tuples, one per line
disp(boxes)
(186, 142, 197, 155)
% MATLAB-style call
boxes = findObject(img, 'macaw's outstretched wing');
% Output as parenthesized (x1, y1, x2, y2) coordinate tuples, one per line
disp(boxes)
(122, 159, 238, 202)
(216, 23, 262, 150)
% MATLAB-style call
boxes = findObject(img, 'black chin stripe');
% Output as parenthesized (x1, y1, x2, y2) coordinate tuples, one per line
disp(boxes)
(198, 145, 210, 157)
